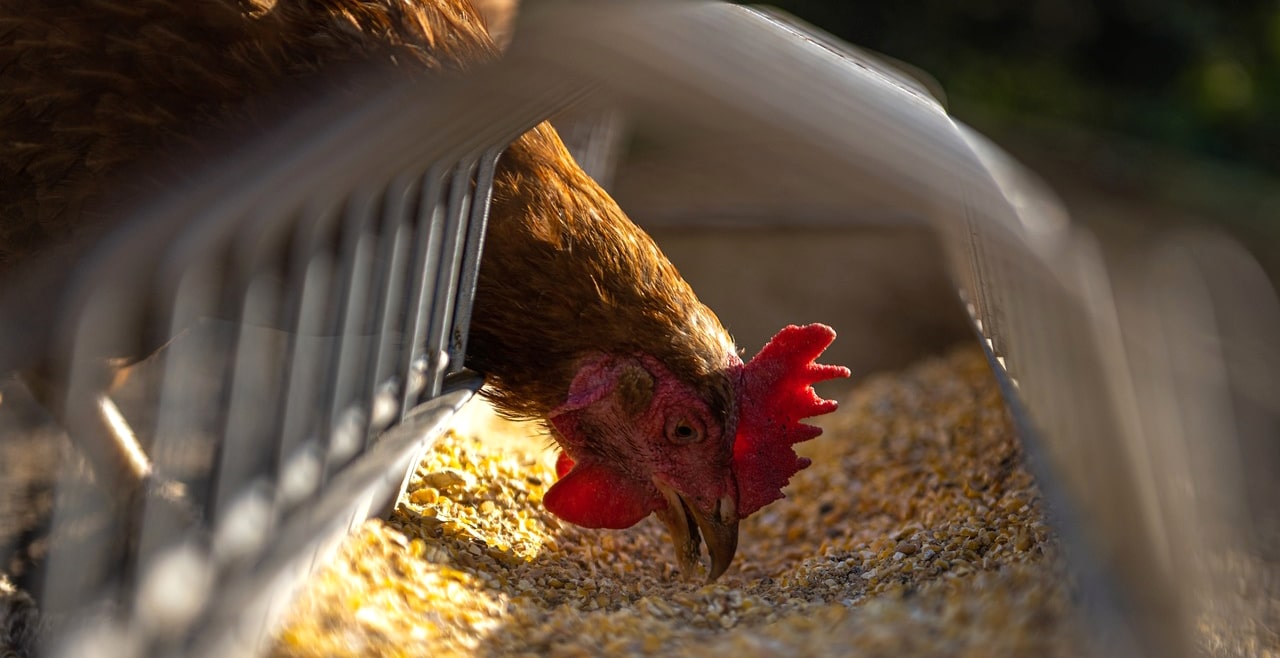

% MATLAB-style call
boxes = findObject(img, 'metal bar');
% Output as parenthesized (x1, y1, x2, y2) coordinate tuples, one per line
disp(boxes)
(447, 147, 502, 374)
(276, 202, 346, 483)
(365, 175, 421, 439)
(321, 189, 382, 475)
(401, 168, 448, 419)
(420, 161, 478, 399)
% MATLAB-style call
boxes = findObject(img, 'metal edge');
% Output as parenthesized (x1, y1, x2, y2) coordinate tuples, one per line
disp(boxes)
(965, 297, 1159, 658)
(179, 372, 481, 658)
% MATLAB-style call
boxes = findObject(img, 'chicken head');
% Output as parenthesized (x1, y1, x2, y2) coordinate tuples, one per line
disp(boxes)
(545, 324, 849, 581)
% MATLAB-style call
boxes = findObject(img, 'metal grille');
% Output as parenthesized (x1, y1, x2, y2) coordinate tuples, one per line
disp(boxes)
(942, 132, 1280, 658)
(5, 77, 513, 656)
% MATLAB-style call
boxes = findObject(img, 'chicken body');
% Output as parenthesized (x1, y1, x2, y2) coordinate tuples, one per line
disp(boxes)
(0, 0, 496, 273)
(1, 0, 844, 580)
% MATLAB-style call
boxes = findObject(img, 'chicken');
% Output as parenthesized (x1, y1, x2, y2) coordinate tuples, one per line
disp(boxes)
(0, 0, 849, 580)
(472, 128, 850, 578)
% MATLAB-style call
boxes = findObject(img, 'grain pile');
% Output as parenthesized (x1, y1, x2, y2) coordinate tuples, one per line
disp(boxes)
(272, 346, 1086, 657)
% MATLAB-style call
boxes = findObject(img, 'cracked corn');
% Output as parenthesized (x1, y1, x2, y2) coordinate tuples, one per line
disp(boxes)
(272, 346, 1086, 657)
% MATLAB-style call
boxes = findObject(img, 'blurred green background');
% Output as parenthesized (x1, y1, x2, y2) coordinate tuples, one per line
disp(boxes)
(755, 0, 1280, 248)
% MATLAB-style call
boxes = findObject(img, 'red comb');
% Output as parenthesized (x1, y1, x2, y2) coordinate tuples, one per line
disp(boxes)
(732, 324, 850, 517)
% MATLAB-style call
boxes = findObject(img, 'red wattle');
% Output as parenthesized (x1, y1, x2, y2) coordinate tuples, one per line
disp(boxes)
(543, 461, 661, 529)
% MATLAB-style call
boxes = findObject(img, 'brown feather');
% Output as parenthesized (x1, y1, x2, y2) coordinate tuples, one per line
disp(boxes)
(470, 125, 736, 424)
(0, 0, 494, 276)
(0, 0, 736, 430)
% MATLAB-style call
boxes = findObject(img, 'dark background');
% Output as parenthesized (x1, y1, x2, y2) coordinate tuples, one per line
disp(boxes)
(753, 0, 1280, 247)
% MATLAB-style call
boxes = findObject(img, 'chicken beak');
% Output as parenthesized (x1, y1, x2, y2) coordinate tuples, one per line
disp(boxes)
(654, 482, 739, 582)
(691, 494, 739, 582)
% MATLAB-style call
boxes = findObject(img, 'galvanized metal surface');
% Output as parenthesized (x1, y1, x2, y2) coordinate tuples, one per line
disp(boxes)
(0, 66, 519, 655)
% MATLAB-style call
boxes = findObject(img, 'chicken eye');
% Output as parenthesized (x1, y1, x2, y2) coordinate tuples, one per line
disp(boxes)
(666, 416, 704, 445)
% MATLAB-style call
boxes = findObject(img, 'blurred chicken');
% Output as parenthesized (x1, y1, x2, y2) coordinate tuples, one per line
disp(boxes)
(0, 0, 848, 580)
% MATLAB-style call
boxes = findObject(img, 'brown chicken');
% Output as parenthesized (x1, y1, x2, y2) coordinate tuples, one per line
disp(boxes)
(0, 0, 849, 581)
